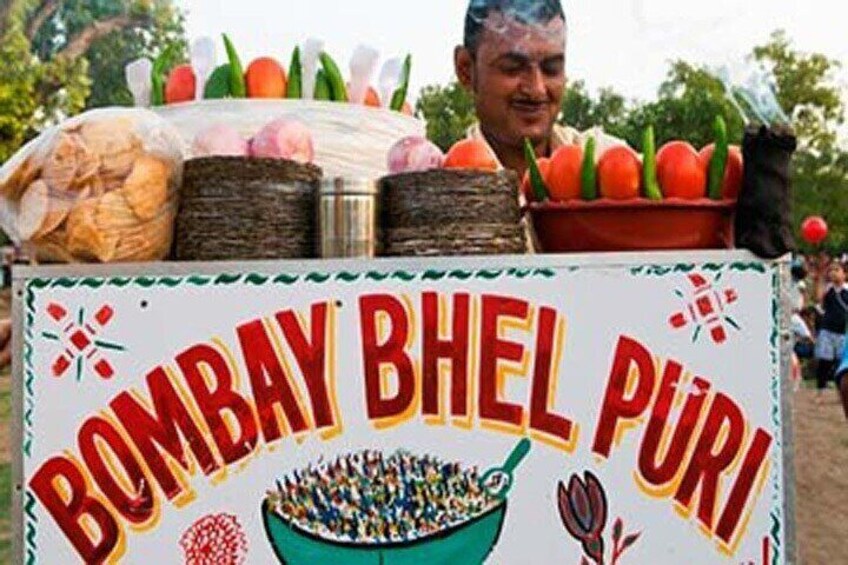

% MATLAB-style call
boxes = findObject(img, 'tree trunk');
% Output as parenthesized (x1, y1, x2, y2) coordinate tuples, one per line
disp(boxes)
(25, 0, 60, 40)
(57, 12, 150, 60)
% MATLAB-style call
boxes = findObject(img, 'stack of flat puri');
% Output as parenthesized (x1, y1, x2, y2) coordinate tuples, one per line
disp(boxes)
(174, 157, 320, 261)
(380, 169, 526, 256)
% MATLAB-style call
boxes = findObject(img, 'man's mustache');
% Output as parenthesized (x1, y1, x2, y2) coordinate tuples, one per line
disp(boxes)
(511, 98, 549, 105)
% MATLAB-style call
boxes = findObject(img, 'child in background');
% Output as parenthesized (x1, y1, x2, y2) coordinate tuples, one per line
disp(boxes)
(815, 260, 848, 396)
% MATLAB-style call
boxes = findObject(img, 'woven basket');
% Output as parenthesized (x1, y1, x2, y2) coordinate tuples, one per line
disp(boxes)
(379, 170, 526, 256)
(174, 157, 320, 261)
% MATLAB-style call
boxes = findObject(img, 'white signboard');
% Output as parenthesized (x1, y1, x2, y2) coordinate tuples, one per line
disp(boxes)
(15, 252, 788, 564)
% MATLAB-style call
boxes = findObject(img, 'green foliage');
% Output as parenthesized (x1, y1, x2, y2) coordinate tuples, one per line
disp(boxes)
(415, 82, 476, 152)
(0, 0, 186, 163)
(754, 30, 844, 152)
(32, 0, 188, 110)
(0, 22, 90, 162)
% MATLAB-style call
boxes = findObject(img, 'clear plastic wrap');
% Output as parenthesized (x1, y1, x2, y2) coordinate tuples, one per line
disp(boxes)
(154, 99, 425, 179)
(0, 108, 184, 263)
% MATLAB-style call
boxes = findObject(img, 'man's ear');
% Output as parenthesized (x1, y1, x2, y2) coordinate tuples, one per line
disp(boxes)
(454, 46, 474, 91)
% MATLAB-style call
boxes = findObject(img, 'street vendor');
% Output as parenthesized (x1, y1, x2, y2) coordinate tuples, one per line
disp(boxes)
(455, 0, 620, 178)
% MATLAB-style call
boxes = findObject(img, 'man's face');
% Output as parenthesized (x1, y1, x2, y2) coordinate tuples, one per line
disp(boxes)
(456, 13, 566, 148)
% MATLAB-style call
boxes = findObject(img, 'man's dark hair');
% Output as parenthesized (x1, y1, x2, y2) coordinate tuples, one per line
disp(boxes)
(464, 0, 566, 53)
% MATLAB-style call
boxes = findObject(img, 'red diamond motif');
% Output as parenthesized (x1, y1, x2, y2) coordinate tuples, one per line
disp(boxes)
(696, 296, 714, 317)
(52, 356, 71, 377)
(95, 306, 114, 326)
(70, 330, 91, 351)
(47, 303, 67, 322)
(94, 360, 114, 379)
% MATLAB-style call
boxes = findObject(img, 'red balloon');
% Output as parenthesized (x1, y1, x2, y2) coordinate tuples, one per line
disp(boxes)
(801, 216, 828, 245)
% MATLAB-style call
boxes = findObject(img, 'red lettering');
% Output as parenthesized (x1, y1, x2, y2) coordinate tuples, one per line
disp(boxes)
(110, 367, 219, 501)
(275, 303, 335, 429)
(237, 319, 309, 442)
(639, 368, 712, 485)
(593, 336, 657, 457)
(716, 429, 773, 544)
(479, 295, 528, 428)
(177, 344, 258, 465)
(78, 417, 153, 524)
(422, 292, 470, 418)
(30, 457, 119, 564)
(529, 307, 574, 444)
(674, 393, 746, 531)
(360, 295, 415, 420)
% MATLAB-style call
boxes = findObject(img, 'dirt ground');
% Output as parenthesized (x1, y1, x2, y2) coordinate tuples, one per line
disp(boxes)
(0, 287, 844, 562)
(791, 385, 848, 564)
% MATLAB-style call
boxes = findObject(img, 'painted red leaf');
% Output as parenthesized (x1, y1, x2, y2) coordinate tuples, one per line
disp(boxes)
(622, 531, 641, 550)
(613, 517, 623, 544)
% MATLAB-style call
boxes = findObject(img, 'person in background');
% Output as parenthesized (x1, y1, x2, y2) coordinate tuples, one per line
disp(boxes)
(789, 259, 813, 389)
(814, 259, 848, 397)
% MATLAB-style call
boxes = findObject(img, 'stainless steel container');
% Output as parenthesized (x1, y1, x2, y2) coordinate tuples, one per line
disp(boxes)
(317, 178, 379, 258)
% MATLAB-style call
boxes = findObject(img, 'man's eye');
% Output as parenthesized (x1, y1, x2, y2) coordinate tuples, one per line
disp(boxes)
(541, 62, 564, 77)
(499, 64, 524, 75)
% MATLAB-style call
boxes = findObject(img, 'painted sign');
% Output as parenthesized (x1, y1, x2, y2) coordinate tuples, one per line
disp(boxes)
(16, 254, 786, 564)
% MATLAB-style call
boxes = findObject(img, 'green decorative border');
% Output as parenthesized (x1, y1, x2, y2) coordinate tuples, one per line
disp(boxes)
(27, 267, 557, 292)
(629, 261, 767, 277)
(21, 266, 556, 564)
(24, 281, 37, 564)
(768, 266, 783, 565)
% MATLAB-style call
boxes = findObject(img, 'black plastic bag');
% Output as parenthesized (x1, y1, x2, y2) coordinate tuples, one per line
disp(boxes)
(734, 124, 798, 259)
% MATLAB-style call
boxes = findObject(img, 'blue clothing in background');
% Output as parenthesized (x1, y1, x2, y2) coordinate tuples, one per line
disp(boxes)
(836, 340, 848, 386)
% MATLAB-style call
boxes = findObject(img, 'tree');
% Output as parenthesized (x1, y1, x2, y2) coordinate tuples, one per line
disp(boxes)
(0, 0, 186, 162)
(32, 0, 187, 109)
(754, 30, 844, 152)
(560, 80, 631, 141)
(415, 82, 476, 152)
(750, 31, 847, 252)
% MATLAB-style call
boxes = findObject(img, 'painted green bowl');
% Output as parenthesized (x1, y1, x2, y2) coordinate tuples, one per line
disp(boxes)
(261, 500, 507, 565)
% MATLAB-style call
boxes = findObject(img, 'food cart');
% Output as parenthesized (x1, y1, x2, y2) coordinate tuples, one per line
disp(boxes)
(9, 250, 796, 564)
(3, 35, 799, 564)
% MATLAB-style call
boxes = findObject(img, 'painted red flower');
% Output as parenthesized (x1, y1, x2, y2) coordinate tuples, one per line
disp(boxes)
(558, 471, 608, 564)
(180, 513, 248, 565)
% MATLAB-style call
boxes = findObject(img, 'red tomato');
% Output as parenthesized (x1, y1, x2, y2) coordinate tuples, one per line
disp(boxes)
(546, 145, 583, 201)
(597, 146, 642, 200)
(165, 65, 197, 104)
(656, 141, 707, 199)
(443, 139, 499, 172)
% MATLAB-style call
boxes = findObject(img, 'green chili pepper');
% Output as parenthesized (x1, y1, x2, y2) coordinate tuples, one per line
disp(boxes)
(287, 46, 302, 99)
(581, 136, 598, 201)
(523, 138, 549, 202)
(222, 33, 246, 98)
(390, 54, 412, 112)
(150, 45, 177, 106)
(204, 64, 232, 99)
(643, 125, 663, 201)
(319, 52, 348, 102)
(314, 69, 331, 101)
(708, 115, 729, 200)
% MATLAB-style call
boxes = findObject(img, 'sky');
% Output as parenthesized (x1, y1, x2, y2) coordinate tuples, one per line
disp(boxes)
(178, 0, 847, 116)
